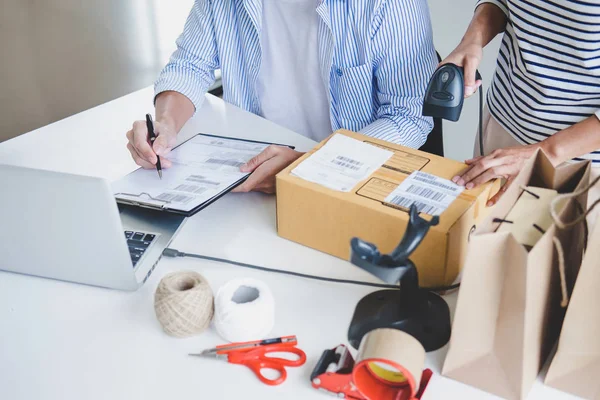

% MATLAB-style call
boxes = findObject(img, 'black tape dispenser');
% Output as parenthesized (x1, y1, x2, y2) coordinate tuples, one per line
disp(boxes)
(422, 63, 484, 155)
(347, 205, 452, 352)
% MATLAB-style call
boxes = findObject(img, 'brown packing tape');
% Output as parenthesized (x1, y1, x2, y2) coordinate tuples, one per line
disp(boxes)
(353, 329, 426, 399)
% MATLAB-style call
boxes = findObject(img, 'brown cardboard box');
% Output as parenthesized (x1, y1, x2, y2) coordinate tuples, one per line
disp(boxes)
(276, 130, 497, 287)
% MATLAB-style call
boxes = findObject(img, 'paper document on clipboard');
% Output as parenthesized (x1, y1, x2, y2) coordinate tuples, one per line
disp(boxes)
(112, 134, 272, 216)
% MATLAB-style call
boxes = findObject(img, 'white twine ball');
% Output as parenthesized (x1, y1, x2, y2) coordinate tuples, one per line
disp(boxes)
(214, 278, 275, 343)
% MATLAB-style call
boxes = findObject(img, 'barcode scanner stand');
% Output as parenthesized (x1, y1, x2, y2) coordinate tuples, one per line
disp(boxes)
(347, 205, 452, 352)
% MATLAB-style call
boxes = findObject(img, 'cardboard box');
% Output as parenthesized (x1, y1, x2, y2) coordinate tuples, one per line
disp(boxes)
(276, 130, 497, 287)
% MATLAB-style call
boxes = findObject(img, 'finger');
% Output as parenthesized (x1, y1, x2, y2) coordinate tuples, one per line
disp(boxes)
(241, 146, 279, 173)
(254, 178, 276, 194)
(127, 143, 156, 169)
(152, 132, 173, 156)
(463, 56, 480, 97)
(452, 162, 479, 183)
(159, 156, 172, 169)
(487, 177, 515, 207)
(233, 162, 274, 192)
(458, 156, 504, 187)
(465, 156, 484, 165)
(468, 164, 513, 189)
(132, 121, 157, 164)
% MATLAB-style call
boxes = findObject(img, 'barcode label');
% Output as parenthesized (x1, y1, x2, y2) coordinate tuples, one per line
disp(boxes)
(413, 171, 461, 193)
(331, 155, 364, 171)
(387, 195, 443, 216)
(186, 175, 220, 186)
(406, 184, 447, 202)
(383, 171, 464, 216)
(205, 158, 244, 168)
(174, 184, 200, 193)
(156, 192, 193, 204)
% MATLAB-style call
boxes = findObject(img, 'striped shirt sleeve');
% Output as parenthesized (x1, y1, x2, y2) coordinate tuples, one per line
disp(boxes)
(360, 0, 437, 148)
(596, 110, 600, 122)
(476, 0, 509, 16)
(154, 1, 220, 112)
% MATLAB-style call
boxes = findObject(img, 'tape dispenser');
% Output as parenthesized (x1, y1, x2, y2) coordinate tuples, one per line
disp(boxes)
(311, 328, 433, 400)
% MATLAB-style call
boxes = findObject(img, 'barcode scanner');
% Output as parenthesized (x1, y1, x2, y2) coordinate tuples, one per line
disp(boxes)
(347, 205, 451, 352)
(422, 63, 484, 156)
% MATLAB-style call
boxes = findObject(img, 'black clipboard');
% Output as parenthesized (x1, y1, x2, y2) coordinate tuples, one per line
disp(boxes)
(114, 133, 294, 217)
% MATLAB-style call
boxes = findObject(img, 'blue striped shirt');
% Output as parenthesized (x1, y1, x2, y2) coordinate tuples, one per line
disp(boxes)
(478, 0, 600, 163)
(155, 0, 437, 148)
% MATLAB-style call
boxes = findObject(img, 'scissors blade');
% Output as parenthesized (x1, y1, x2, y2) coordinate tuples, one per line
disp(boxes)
(188, 349, 218, 358)
(189, 349, 230, 361)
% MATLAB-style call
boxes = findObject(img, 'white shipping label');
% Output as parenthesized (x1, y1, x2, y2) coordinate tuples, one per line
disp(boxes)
(384, 171, 464, 216)
(291, 134, 393, 192)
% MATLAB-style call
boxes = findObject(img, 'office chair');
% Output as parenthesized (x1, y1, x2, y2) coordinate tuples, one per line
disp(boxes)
(418, 52, 444, 157)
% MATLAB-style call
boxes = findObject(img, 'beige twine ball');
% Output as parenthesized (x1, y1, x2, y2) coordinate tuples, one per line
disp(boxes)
(154, 271, 214, 338)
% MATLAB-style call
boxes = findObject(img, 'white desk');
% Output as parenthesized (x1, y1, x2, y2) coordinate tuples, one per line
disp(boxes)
(0, 88, 574, 400)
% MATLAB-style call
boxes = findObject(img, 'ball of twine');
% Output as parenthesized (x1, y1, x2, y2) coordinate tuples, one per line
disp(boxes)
(154, 271, 214, 338)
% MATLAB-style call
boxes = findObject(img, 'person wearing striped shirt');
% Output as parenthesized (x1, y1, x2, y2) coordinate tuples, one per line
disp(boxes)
(125, 0, 437, 194)
(443, 0, 600, 220)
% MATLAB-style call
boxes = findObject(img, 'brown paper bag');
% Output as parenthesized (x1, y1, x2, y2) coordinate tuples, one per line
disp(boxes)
(442, 150, 590, 400)
(545, 215, 600, 399)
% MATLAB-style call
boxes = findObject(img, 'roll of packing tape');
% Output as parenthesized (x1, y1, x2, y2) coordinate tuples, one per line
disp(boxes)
(214, 278, 275, 343)
(353, 328, 426, 399)
(154, 271, 214, 338)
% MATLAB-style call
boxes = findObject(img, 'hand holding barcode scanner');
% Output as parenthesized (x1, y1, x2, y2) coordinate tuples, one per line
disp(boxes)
(125, 115, 177, 172)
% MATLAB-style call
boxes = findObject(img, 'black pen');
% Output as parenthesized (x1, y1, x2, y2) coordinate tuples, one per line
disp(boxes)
(145, 114, 162, 179)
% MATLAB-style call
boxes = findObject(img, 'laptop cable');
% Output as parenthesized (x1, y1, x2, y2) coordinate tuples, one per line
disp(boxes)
(162, 248, 460, 293)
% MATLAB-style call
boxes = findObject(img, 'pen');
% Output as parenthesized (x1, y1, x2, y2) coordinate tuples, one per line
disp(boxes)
(145, 114, 162, 179)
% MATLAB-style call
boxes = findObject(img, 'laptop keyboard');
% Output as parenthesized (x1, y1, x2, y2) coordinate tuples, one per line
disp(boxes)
(124, 231, 157, 267)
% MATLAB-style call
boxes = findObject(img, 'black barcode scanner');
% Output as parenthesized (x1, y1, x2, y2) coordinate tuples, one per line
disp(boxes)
(423, 63, 484, 155)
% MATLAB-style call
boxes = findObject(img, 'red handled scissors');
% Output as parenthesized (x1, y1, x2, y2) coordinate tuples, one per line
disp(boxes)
(189, 335, 307, 386)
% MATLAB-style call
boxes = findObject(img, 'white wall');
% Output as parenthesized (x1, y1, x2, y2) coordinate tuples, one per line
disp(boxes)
(0, 0, 194, 142)
(427, 0, 502, 162)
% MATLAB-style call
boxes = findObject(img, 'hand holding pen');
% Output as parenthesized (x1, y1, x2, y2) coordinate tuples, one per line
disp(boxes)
(146, 114, 162, 179)
(125, 114, 177, 174)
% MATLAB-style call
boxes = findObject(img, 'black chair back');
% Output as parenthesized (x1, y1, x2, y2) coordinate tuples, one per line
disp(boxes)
(419, 51, 444, 157)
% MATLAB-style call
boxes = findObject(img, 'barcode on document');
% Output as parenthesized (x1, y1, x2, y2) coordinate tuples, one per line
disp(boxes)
(413, 172, 459, 192)
(406, 185, 447, 202)
(156, 192, 193, 204)
(205, 158, 244, 168)
(331, 156, 363, 171)
(387, 195, 442, 216)
(186, 175, 220, 186)
(174, 184, 200, 193)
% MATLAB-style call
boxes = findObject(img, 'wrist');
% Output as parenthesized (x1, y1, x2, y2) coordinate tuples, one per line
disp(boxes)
(538, 138, 562, 166)
(156, 115, 178, 133)
(459, 32, 485, 49)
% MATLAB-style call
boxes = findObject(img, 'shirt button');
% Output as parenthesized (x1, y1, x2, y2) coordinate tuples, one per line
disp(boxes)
(336, 68, 343, 76)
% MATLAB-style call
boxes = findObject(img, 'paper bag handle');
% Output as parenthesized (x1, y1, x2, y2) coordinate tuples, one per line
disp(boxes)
(549, 174, 600, 230)
(547, 173, 600, 308)
(552, 237, 569, 308)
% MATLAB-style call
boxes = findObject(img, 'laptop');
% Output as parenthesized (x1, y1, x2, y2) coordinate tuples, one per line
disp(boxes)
(0, 164, 187, 290)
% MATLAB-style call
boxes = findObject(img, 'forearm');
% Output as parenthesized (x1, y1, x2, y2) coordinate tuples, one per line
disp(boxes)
(155, 91, 195, 134)
(541, 116, 600, 165)
(462, 3, 508, 48)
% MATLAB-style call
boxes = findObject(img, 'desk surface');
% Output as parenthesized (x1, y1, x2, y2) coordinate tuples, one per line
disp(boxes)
(0, 88, 575, 400)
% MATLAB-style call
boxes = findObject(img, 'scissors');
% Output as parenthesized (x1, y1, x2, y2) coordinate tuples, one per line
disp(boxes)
(189, 335, 307, 386)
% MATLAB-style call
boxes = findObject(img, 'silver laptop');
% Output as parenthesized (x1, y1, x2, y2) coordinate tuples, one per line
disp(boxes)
(0, 164, 187, 290)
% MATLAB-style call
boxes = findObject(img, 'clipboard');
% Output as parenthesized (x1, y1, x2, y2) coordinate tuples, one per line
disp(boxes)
(112, 133, 294, 217)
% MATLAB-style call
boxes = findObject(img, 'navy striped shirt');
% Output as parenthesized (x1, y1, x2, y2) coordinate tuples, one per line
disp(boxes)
(478, 0, 600, 163)
(155, 0, 438, 148)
